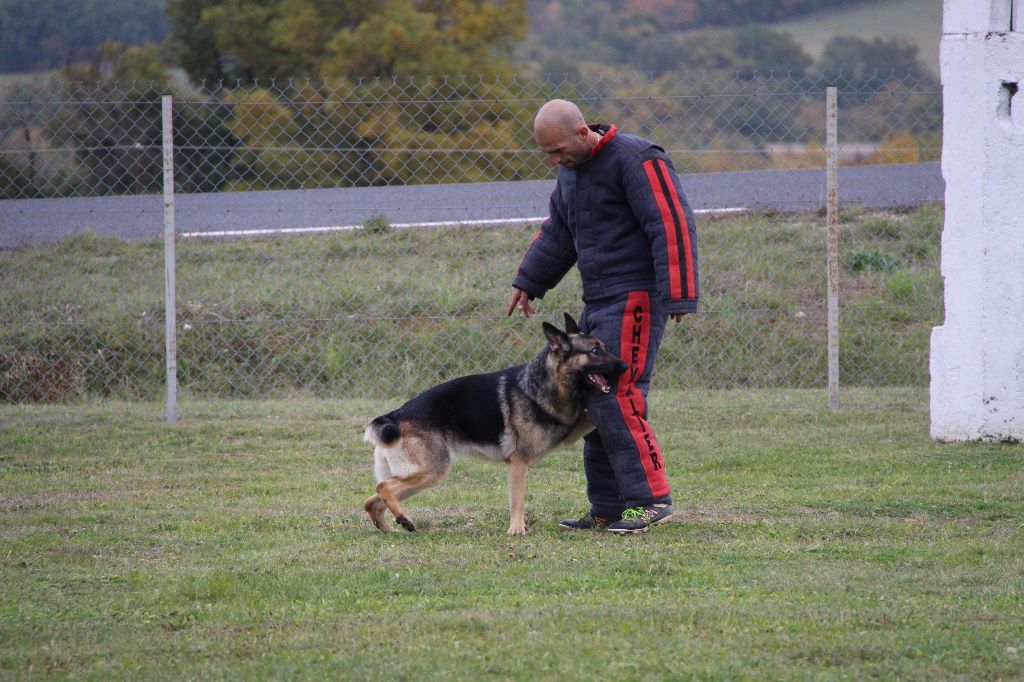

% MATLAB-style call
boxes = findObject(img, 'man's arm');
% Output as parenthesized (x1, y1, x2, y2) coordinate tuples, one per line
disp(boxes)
(508, 189, 577, 316)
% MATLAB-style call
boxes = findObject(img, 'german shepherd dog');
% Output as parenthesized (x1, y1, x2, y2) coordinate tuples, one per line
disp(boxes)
(363, 313, 627, 535)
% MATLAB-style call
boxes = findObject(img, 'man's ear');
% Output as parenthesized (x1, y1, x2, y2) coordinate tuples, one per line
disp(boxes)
(542, 321, 572, 354)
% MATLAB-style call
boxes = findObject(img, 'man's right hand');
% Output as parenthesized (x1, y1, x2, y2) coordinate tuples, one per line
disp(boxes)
(506, 288, 536, 318)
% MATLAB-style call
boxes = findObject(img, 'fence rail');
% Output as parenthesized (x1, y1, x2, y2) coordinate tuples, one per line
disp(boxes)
(0, 71, 943, 412)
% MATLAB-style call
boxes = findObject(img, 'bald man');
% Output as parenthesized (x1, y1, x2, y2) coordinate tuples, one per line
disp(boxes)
(507, 99, 699, 534)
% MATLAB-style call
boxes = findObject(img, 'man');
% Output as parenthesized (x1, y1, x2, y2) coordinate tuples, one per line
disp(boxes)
(506, 99, 699, 534)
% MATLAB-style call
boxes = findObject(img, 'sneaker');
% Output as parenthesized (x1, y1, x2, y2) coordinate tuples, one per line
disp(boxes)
(558, 512, 614, 530)
(606, 504, 673, 534)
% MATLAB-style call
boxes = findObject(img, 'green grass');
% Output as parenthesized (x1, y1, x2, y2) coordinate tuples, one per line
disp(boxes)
(1, 389, 1022, 679)
(0, 206, 944, 402)
(775, 0, 942, 76)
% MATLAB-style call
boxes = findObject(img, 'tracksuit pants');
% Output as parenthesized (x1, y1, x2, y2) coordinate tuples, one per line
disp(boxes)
(578, 290, 672, 519)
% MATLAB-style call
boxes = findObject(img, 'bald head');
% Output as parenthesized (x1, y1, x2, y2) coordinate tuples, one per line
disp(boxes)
(534, 99, 586, 138)
(534, 99, 596, 169)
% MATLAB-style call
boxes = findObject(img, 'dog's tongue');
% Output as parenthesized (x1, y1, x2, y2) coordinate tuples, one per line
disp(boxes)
(589, 374, 611, 393)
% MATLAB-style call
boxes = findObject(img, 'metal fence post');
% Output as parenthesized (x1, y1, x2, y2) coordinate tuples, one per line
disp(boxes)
(826, 86, 840, 410)
(162, 94, 178, 423)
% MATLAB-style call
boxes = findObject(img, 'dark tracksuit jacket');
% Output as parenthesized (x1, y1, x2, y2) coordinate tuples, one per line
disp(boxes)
(513, 124, 699, 517)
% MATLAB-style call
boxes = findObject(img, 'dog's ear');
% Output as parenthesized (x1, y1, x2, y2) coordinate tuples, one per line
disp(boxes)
(542, 321, 572, 354)
(563, 312, 580, 335)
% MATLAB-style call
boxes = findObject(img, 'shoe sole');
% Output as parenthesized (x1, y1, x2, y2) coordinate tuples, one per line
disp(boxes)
(606, 514, 673, 534)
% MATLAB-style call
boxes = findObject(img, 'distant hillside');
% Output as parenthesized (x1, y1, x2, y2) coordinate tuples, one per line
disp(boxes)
(774, 0, 940, 75)
(520, 0, 939, 78)
(0, 0, 940, 81)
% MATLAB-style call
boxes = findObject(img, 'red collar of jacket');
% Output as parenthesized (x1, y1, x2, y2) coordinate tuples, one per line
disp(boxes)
(590, 124, 618, 158)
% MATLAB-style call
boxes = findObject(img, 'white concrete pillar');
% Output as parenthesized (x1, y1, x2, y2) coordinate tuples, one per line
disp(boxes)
(931, 0, 1024, 441)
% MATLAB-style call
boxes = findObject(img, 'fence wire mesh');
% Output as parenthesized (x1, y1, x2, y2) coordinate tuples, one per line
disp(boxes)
(0, 70, 942, 405)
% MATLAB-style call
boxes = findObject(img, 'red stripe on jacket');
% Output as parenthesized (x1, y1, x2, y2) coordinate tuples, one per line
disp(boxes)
(642, 160, 683, 300)
(616, 291, 671, 498)
(660, 162, 696, 299)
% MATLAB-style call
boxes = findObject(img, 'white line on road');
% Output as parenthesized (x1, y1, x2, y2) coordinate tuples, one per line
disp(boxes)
(179, 207, 747, 240)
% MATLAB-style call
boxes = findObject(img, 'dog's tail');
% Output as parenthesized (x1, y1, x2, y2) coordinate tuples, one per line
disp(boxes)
(364, 415, 402, 447)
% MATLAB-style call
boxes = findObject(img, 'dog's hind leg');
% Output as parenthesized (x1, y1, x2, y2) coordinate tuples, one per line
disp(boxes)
(506, 454, 529, 536)
(376, 470, 445, 532)
(367, 432, 450, 532)
(363, 494, 394, 532)
(364, 446, 397, 531)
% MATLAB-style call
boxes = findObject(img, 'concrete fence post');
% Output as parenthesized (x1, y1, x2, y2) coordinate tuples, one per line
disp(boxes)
(162, 95, 178, 423)
(826, 86, 840, 410)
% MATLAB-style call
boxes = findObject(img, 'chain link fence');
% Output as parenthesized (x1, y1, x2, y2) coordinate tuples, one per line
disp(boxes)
(0, 70, 943, 407)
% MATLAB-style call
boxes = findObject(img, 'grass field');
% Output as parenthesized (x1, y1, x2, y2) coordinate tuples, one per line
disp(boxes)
(0, 206, 944, 402)
(2, 389, 1022, 679)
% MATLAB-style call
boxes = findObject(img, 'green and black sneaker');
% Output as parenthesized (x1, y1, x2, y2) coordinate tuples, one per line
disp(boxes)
(606, 504, 673, 534)
(558, 512, 615, 530)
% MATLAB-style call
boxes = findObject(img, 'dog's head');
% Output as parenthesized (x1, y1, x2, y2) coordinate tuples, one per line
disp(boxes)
(542, 313, 629, 394)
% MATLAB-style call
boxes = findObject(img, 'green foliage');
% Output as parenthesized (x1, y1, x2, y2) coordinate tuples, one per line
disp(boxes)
(648, 26, 813, 76)
(836, 207, 943, 386)
(860, 217, 902, 240)
(34, 41, 172, 196)
(204, 76, 539, 191)
(163, 0, 224, 84)
(0, 40, 239, 198)
(523, 0, 873, 77)
(0, 154, 40, 199)
(0, 0, 168, 73)
(1, 63, 940, 198)
(166, 0, 528, 84)
(820, 35, 937, 100)
(843, 248, 901, 273)
(689, 0, 870, 28)
(885, 270, 924, 303)
(362, 213, 392, 234)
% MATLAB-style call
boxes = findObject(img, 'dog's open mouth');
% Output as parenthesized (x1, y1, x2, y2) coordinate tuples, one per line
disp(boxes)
(587, 373, 612, 394)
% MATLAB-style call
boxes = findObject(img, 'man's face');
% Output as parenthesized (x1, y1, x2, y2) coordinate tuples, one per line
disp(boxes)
(535, 124, 590, 169)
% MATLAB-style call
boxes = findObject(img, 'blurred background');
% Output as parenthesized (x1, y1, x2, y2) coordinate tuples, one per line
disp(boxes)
(0, 0, 944, 408)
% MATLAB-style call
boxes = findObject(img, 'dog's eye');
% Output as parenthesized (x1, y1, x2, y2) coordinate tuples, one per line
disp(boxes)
(590, 347, 602, 354)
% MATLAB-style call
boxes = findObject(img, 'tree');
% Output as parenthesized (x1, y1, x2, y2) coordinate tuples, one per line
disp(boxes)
(623, 0, 699, 30)
(732, 26, 812, 77)
(164, 0, 228, 83)
(12, 40, 239, 197)
(0, 0, 168, 73)
(649, 27, 811, 77)
(48, 41, 170, 195)
(819, 35, 936, 95)
(165, 0, 528, 84)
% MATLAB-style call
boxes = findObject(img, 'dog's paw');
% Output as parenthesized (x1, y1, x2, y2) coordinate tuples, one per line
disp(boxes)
(506, 523, 528, 536)
(396, 515, 416, 532)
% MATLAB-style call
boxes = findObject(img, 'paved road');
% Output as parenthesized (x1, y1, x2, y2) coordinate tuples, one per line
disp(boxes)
(0, 162, 943, 247)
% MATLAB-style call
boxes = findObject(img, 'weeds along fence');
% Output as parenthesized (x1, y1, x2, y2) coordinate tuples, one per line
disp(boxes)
(0, 71, 943, 410)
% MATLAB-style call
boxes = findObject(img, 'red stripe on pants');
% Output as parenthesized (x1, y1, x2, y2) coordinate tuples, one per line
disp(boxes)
(616, 291, 671, 498)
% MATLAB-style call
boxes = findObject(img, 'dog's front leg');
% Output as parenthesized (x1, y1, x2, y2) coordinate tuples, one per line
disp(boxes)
(506, 455, 528, 536)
